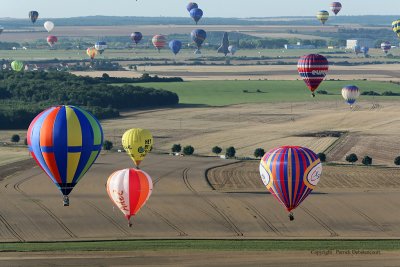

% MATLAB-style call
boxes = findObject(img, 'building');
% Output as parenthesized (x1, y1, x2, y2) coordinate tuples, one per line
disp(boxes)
(284, 42, 316, 49)
(346, 39, 375, 49)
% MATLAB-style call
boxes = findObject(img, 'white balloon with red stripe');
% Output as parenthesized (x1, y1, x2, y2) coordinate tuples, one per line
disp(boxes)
(107, 168, 153, 227)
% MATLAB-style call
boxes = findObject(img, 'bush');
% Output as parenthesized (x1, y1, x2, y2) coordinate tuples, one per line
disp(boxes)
(183, 145, 194, 156)
(225, 146, 236, 158)
(345, 153, 358, 164)
(318, 153, 327, 162)
(103, 140, 113, 151)
(212, 146, 222, 155)
(171, 144, 182, 153)
(254, 148, 265, 158)
(394, 156, 400, 166)
(362, 156, 372, 166)
(11, 134, 20, 143)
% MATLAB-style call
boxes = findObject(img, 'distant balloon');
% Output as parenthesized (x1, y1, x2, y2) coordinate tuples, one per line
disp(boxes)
(381, 41, 391, 54)
(316, 10, 329, 25)
(122, 128, 153, 167)
(44, 21, 54, 32)
(0, 27, 4, 35)
(95, 41, 107, 54)
(392, 20, 400, 38)
(217, 32, 230, 56)
(29, 11, 39, 24)
(342, 85, 360, 106)
(259, 146, 322, 221)
(27, 105, 103, 206)
(228, 45, 237, 55)
(297, 54, 329, 97)
(152, 35, 166, 52)
(131, 32, 143, 45)
(190, 8, 203, 24)
(169, 40, 182, 55)
(360, 46, 369, 57)
(330, 2, 342, 15)
(107, 168, 153, 227)
(353, 45, 361, 55)
(187, 2, 198, 12)
(47, 35, 58, 47)
(11, 60, 24, 72)
(191, 29, 207, 54)
(87, 47, 98, 60)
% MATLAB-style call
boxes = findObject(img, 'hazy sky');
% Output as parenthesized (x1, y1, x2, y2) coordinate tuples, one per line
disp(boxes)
(2, 0, 399, 18)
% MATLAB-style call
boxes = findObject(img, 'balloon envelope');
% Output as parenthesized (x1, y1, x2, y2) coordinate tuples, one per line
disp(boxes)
(44, 21, 54, 32)
(191, 29, 207, 49)
(392, 20, 400, 38)
(297, 54, 329, 96)
(381, 42, 391, 54)
(131, 32, 143, 44)
(95, 41, 107, 54)
(11, 61, 24, 72)
(342, 85, 360, 106)
(190, 8, 203, 24)
(259, 146, 322, 213)
(330, 2, 342, 15)
(169, 40, 182, 55)
(228, 45, 237, 55)
(316, 10, 329, 25)
(122, 129, 153, 167)
(47, 35, 58, 47)
(87, 47, 98, 59)
(187, 2, 198, 12)
(29, 11, 39, 24)
(152, 35, 166, 51)
(27, 105, 103, 200)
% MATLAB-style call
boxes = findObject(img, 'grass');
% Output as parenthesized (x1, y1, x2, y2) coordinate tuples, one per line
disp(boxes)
(0, 239, 399, 252)
(136, 80, 400, 106)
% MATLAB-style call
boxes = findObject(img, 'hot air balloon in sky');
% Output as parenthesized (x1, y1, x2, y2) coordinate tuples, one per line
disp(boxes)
(392, 20, 400, 38)
(87, 47, 98, 60)
(11, 60, 24, 72)
(107, 168, 153, 227)
(169, 40, 182, 55)
(191, 29, 207, 54)
(217, 32, 230, 56)
(330, 2, 342, 15)
(297, 54, 329, 97)
(95, 41, 107, 54)
(381, 41, 391, 54)
(190, 8, 203, 24)
(29, 11, 39, 24)
(152, 35, 166, 52)
(187, 2, 198, 12)
(131, 32, 143, 45)
(122, 128, 153, 168)
(47, 35, 58, 48)
(342, 85, 360, 107)
(44, 21, 54, 33)
(228, 45, 237, 55)
(27, 105, 103, 206)
(259, 146, 322, 221)
(316, 10, 329, 25)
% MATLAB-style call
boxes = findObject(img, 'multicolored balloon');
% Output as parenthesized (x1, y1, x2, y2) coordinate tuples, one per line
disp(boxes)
(259, 146, 322, 220)
(316, 10, 329, 25)
(190, 8, 203, 24)
(191, 29, 207, 54)
(95, 41, 107, 54)
(131, 32, 143, 45)
(381, 41, 391, 54)
(44, 21, 54, 32)
(297, 54, 329, 97)
(11, 60, 24, 72)
(392, 20, 400, 38)
(27, 105, 103, 206)
(187, 2, 198, 12)
(122, 128, 153, 168)
(342, 85, 360, 106)
(107, 168, 153, 227)
(87, 47, 98, 60)
(29, 11, 39, 24)
(330, 2, 342, 15)
(169, 40, 182, 55)
(47, 35, 58, 47)
(152, 35, 166, 52)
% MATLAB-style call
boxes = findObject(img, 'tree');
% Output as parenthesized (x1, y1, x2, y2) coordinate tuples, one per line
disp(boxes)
(171, 144, 182, 153)
(345, 153, 358, 164)
(103, 140, 113, 151)
(254, 148, 265, 158)
(318, 153, 327, 163)
(102, 73, 110, 79)
(212, 146, 222, 156)
(183, 145, 194, 156)
(395, 156, 400, 166)
(362, 156, 372, 166)
(225, 146, 236, 158)
(11, 134, 20, 143)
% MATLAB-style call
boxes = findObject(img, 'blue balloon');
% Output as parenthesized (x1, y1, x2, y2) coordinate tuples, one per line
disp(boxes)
(169, 40, 182, 55)
(187, 2, 198, 12)
(190, 8, 203, 24)
(191, 29, 207, 49)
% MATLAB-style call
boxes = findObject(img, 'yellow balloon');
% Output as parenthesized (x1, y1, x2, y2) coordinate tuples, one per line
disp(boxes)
(122, 129, 153, 167)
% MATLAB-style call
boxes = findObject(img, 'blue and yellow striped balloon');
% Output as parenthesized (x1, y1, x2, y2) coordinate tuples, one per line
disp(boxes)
(27, 105, 103, 204)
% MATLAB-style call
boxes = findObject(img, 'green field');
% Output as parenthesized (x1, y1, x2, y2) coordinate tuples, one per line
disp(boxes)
(137, 80, 400, 106)
(1, 239, 399, 252)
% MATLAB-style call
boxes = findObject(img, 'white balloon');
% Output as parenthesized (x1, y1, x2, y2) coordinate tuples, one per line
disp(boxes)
(44, 21, 54, 33)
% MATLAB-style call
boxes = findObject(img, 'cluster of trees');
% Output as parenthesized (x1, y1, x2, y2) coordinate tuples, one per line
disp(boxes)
(0, 71, 179, 129)
(69, 60, 123, 71)
(171, 144, 195, 156)
(238, 38, 327, 49)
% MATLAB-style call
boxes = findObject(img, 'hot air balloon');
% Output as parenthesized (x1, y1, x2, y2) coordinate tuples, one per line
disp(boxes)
(228, 45, 237, 55)
(169, 40, 182, 55)
(95, 41, 107, 54)
(392, 20, 400, 38)
(360, 46, 369, 57)
(190, 8, 203, 24)
(107, 168, 153, 227)
(297, 54, 329, 97)
(342, 85, 360, 107)
(259, 146, 322, 221)
(353, 45, 361, 55)
(44, 21, 54, 33)
(0, 27, 4, 35)
(152, 35, 166, 52)
(330, 2, 342, 15)
(217, 32, 230, 56)
(122, 128, 153, 168)
(47, 35, 58, 48)
(381, 41, 391, 54)
(11, 60, 24, 72)
(131, 32, 143, 45)
(187, 2, 198, 12)
(27, 105, 103, 206)
(87, 47, 98, 60)
(29, 11, 39, 24)
(191, 29, 207, 54)
(316, 10, 329, 25)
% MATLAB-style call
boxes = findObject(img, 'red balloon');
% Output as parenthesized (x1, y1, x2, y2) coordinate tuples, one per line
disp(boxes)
(297, 54, 329, 97)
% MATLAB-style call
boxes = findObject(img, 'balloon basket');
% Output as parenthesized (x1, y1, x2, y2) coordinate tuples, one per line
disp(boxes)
(63, 195, 70, 207)
(289, 212, 294, 221)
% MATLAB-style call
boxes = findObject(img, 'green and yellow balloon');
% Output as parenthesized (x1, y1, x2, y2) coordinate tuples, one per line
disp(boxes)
(11, 61, 24, 72)
(317, 10, 329, 25)
(392, 20, 400, 38)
